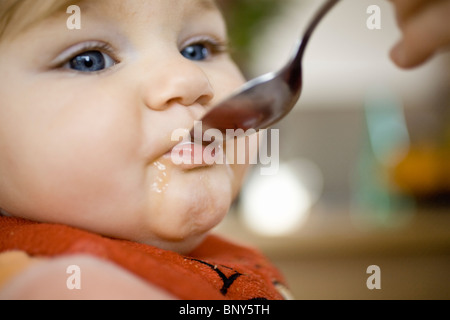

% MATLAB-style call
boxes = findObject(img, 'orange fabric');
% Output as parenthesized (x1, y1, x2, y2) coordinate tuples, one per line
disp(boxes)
(0, 216, 286, 300)
(0, 251, 39, 288)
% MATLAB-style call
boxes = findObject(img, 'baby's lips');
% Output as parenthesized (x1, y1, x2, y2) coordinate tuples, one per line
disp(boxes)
(164, 142, 212, 170)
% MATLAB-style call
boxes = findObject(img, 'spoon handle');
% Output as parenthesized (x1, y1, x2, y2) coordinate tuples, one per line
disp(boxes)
(295, 0, 341, 64)
(282, 0, 341, 99)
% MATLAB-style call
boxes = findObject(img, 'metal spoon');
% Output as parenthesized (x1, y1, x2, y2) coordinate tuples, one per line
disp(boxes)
(191, 0, 340, 141)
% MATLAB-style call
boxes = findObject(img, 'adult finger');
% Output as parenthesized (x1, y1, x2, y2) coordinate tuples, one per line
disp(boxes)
(388, 0, 429, 27)
(390, 0, 450, 68)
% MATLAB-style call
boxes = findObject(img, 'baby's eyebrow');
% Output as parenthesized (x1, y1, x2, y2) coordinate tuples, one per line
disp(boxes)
(194, 0, 218, 11)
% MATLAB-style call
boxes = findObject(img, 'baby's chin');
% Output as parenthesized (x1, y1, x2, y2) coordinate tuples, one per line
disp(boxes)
(138, 232, 210, 255)
(137, 162, 236, 254)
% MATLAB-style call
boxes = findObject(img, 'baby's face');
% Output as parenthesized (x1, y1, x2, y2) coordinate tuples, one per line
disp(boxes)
(0, 0, 248, 253)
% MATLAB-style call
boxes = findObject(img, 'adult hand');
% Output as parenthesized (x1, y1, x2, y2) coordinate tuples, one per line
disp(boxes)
(388, 0, 450, 68)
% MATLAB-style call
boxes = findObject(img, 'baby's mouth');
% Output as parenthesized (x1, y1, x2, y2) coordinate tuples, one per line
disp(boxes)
(163, 141, 223, 171)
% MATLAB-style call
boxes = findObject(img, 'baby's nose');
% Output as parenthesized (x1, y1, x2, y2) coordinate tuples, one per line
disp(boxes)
(142, 57, 214, 110)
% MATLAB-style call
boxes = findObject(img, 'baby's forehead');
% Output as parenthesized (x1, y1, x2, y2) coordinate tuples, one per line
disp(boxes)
(80, 0, 218, 15)
(0, 0, 76, 39)
(193, 0, 218, 10)
(74, 0, 221, 28)
(2, 0, 223, 42)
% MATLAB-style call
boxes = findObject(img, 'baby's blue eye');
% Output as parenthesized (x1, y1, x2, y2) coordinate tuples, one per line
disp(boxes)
(68, 50, 115, 72)
(181, 44, 209, 61)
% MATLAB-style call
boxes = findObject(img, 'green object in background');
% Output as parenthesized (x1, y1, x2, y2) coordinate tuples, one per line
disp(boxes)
(217, 0, 291, 74)
(351, 87, 415, 229)
(364, 87, 410, 168)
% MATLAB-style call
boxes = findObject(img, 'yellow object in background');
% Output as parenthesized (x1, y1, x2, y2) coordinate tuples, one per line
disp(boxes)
(393, 143, 449, 197)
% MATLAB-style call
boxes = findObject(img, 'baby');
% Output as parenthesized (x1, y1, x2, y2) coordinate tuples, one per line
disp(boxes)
(0, 0, 449, 300)
(0, 0, 284, 300)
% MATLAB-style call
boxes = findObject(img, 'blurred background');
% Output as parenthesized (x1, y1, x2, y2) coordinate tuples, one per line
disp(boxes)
(215, 0, 450, 299)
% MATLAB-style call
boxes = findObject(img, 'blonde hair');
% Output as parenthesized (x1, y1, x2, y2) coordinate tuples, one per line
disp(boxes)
(0, 0, 78, 40)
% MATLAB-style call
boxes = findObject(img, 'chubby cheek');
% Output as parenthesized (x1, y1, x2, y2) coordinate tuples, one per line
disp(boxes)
(229, 163, 251, 197)
(1, 94, 147, 231)
(208, 63, 246, 104)
(225, 135, 259, 196)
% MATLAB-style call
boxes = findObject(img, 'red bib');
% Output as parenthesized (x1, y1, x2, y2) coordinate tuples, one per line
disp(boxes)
(0, 216, 286, 300)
